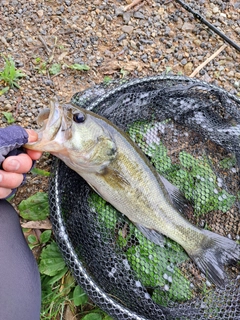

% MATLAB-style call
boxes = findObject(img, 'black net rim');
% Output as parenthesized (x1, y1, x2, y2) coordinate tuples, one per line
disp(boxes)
(49, 75, 240, 320)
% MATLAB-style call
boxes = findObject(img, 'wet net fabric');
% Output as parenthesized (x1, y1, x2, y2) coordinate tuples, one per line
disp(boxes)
(49, 75, 240, 320)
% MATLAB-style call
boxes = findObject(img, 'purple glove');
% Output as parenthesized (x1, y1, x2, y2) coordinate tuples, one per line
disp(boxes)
(0, 125, 29, 164)
(0, 125, 30, 198)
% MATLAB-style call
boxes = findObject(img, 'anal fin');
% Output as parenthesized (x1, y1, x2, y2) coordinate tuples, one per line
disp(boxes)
(134, 223, 165, 247)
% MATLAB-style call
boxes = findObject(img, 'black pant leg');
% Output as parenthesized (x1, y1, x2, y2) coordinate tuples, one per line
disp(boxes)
(0, 200, 41, 320)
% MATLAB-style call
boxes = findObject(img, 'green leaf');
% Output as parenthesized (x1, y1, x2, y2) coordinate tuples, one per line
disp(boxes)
(82, 314, 102, 320)
(18, 192, 49, 221)
(44, 267, 68, 286)
(31, 167, 50, 177)
(165, 66, 172, 74)
(152, 268, 192, 305)
(89, 192, 118, 230)
(219, 157, 237, 169)
(2, 111, 15, 124)
(73, 285, 88, 306)
(49, 63, 61, 75)
(28, 234, 38, 244)
(62, 273, 75, 295)
(69, 63, 90, 71)
(120, 68, 128, 78)
(35, 57, 42, 64)
(151, 143, 172, 173)
(39, 241, 66, 276)
(0, 56, 26, 88)
(0, 86, 9, 96)
(40, 230, 52, 244)
(103, 76, 112, 84)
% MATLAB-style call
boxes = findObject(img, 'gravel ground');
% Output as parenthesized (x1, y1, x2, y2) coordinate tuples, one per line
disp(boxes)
(1, 0, 239, 200)
(0, 0, 239, 316)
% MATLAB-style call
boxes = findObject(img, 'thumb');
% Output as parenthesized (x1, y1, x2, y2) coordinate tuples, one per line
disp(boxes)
(25, 129, 38, 143)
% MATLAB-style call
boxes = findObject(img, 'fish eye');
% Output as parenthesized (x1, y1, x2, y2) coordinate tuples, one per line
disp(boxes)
(73, 112, 85, 123)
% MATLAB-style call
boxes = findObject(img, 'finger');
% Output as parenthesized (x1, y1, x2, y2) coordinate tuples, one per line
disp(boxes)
(25, 129, 42, 160)
(0, 171, 24, 189)
(26, 149, 42, 160)
(25, 129, 39, 143)
(0, 187, 12, 199)
(2, 154, 33, 173)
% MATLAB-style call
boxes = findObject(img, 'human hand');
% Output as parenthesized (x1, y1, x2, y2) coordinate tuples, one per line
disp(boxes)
(0, 128, 42, 199)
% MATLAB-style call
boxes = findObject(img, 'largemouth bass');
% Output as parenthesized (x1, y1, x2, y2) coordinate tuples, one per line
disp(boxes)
(25, 99, 239, 287)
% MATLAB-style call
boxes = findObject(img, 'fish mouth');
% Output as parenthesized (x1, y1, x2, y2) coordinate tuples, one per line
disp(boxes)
(24, 99, 74, 152)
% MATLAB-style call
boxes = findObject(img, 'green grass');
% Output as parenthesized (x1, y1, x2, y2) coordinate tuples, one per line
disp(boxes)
(33, 57, 90, 75)
(1, 111, 15, 124)
(0, 55, 26, 94)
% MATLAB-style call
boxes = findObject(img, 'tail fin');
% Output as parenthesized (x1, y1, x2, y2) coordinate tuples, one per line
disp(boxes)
(189, 229, 239, 287)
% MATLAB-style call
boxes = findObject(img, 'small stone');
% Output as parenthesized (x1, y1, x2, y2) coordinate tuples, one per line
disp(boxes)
(117, 34, 126, 42)
(133, 11, 145, 19)
(123, 12, 132, 24)
(234, 81, 240, 88)
(7, 32, 13, 38)
(235, 73, 240, 79)
(227, 71, 234, 77)
(212, 6, 219, 14)
(181, 58, 187, 65)
(122, 25, 133, 34)
(205, 11, 212, 19)
(182, 22, 195, 32)
(184, 62, 193, 74)
(115, 7, 124, 16)
(104, 50, 112, 57)
(5, 103, 11, 110)
(193, 39, 201, 46)
(99, 15, 105, 23)
(37, 9, 44, 18)
(130, 40, 138, 50)
(158, 7, 164, 15)
(234, 2, 240, 9)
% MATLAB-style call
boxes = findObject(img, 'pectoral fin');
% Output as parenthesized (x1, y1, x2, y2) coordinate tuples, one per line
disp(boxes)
(100, 167, 131, 189)
(134, 223, 165, 247)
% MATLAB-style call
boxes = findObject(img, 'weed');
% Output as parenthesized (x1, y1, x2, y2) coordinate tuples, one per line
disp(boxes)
(49, 63, 61, 75)
(65, 63, 90, 71)
(219, 157, 236, 169)
(31, 167, 51, 177)
(18, 192, 49, 221)
(120, 68, 128, 78)
(2, 111, 15, 124)
(165, 66, 172, 74)
(103, 76, 112, 84)
(18, 190, 113, 320)
(34, 58, 90, 75)
(34, 58, 47, 74)
(0, 55, 26, 93)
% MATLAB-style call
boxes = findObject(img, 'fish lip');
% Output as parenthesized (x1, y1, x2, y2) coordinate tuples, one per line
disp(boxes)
(24, 99, 74, 151)
(44, 99, 74, 141)
(40, 99, 73, 134)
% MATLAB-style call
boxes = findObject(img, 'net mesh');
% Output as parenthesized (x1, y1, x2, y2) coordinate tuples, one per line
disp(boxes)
(48, 75, 240, 320)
